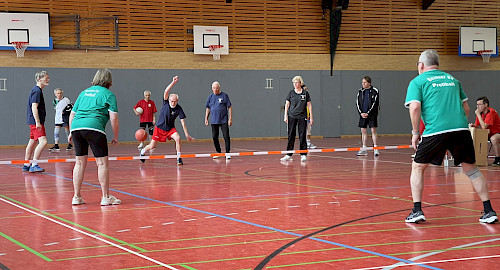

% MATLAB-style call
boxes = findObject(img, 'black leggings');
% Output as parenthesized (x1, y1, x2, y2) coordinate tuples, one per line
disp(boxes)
(211, 123, 230, 153)
(286, 116, 307, 156)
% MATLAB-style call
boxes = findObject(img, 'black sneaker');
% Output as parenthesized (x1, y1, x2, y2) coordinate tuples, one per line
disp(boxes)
(49, 145, 60, 151)
(492, 160, 500, 166)
(479, 211, 498, 224)
(177, 158, 183, 166)
(66, 144, 73, 150)
(405, 210, 426, 223)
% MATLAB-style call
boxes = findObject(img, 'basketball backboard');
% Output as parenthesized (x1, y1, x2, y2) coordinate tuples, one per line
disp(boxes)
(193, 25, 229, 55)
(459, 26, 497, 57)
(0, 12, 52, 50)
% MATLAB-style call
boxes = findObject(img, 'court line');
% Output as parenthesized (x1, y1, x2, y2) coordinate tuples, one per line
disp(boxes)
(0, 231, 52, 261)
(382, 237, 500, 270)
(0, 197, 179, 270)
(0, 145, 411, 165)
(7, 169, 438, 269)
(354, 254, 500, 270)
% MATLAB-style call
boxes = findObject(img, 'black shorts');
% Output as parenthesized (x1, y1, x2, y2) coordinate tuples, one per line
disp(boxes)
(71, 130, 108, 157)
(55, 123, 69, 127)
(358, 116, 378, 128)
(414, 130, 476, 166)
(140, 122, 155, 135)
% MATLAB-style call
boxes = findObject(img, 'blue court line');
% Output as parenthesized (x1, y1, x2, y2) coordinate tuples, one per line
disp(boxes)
(11, 167, 441, 270)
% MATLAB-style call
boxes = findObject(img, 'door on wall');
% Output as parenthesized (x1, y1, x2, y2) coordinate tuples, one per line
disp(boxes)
(321, 74, 341, 137)
(279, 78, 293, 138)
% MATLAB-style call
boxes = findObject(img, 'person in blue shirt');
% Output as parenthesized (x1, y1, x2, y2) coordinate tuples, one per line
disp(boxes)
(23, 70, 50, 173)
(140, 76, 194, 165)
(205, 81, 232, 160)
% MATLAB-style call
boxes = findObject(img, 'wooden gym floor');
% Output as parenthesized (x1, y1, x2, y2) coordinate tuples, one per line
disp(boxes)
(0, 137, 499, 269)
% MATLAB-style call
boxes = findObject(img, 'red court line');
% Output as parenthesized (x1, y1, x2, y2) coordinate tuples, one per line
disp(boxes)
(0, 145, 411, 165)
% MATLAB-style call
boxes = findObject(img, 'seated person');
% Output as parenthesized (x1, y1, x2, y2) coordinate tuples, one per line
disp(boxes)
(471, 96, 500, 166)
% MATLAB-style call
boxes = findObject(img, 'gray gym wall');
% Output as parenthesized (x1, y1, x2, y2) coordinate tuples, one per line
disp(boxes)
(0, 67, 497, 146)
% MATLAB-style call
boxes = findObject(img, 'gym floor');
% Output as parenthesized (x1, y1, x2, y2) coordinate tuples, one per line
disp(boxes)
(0, 137, 499, 269)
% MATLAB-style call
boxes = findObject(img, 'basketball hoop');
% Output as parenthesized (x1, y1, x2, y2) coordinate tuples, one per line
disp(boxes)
(478, 50, 493, 63)
(208, 45, 223, 60)
(12, 42, 29, 58)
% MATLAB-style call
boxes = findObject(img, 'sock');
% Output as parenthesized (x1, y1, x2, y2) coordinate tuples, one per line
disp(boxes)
(24, 163, 30, 167)
(374, 144, 378, 147)
(64, 129, 70, 140)
(31, 162, 38, 167)
(140, 148, 146, 155)
(483, 200, 494, 213)
(177, 152, 181, 158)
(413, 202, 422, 212)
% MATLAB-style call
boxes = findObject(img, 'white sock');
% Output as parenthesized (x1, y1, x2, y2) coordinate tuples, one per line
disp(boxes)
(24, 163, 30, 167)
(140, 148, 146, 155)
(177, 152, 181, 158)
(31, 162, 38, 166)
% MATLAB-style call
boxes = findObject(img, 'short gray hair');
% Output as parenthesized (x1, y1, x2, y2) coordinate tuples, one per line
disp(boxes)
(54, 88, 63, 94)
(292, 76, 304, 84)
(419, 49, 439, 67)
(212, 81, 220, 88)
(35, 70, 48, 82)
(92, 68, 112, 88)
(144, 90, 151, 95)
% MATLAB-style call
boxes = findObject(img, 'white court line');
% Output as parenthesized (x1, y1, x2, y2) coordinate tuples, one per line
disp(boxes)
(353, 253, 500, 270)
(0, 197, 179, 270)
(380, 237, 500, 270)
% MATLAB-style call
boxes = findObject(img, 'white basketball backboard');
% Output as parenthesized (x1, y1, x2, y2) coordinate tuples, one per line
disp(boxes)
(459, 26, 497, 57)
(193, 25, 229, 55)
(0, 12, 52, 50)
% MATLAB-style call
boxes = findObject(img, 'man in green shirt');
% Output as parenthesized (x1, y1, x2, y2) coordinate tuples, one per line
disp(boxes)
(404, 49, 497, 224)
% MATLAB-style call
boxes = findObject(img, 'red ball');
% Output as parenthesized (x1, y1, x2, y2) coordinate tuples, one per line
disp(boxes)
(135, 129, 147, 141)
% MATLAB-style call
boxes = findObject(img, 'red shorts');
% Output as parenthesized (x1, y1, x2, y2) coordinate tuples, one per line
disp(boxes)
(29, 125, 46, 140)
(152, 127, 177, 142)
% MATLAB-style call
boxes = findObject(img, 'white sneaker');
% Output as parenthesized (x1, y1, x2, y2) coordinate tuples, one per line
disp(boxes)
(213, 155, 221, 159)
(137, 143, 144, 149)
(226, 155, 231, 160)
(356, 149, 368, 156)
(101, 195, 121, 206)
(301, 155, 307, 162)
(280, 155, 293, 161)
(72, 196, 84, 205)
(308, 144, 317, 149)
(374, 149, 380, 156)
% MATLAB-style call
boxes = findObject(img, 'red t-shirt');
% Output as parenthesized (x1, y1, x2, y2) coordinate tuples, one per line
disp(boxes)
(474, 107, 500, 135)
(134, 99, 157, 123)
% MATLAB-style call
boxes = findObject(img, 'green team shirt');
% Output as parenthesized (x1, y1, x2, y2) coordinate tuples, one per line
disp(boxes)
(405, 69, 468, 137)
(71, 85, 118, 134)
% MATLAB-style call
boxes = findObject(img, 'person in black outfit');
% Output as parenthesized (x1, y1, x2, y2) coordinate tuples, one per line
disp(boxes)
(280, 76, 313, 162)
(356, 76, 380, 156)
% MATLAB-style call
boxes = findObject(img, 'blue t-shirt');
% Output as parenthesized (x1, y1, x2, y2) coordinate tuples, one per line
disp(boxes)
(205, 92, 232, 124)
(156, 100, 186, 132)
(27, 86, 46, 125)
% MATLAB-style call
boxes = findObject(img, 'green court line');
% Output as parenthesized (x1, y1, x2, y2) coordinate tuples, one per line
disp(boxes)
(43, 217, 489, 255)
(0, 194, 146, 252)
(179, 265, 198, 270)
(0, 231, 52, 261)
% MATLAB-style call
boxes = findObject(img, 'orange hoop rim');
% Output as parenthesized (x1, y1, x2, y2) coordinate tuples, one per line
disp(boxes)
(208, 45, 223, 51)
(12, 41, 29, 49)
(477, 50, 493, 55)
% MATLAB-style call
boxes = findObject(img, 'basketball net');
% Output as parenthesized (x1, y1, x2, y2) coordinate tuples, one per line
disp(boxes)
(12, 42, 29, 58)
(478, 50, 493, 63)
(208, 45, 223, 60)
